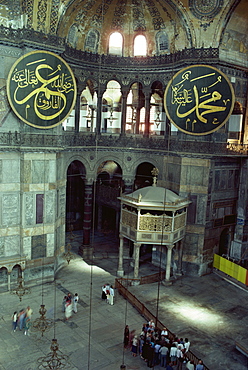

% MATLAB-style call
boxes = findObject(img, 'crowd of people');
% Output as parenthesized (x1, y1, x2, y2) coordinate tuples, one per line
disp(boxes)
(12, 306, 33, 335)
(124, 320, 204, 370)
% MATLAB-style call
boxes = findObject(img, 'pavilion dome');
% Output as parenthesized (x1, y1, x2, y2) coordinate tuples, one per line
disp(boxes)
(121, 186, 190, 209)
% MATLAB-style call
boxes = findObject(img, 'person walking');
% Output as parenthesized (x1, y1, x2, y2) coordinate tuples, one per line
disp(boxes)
(73, 293, 79, 313)
(159, 344, 169, 368)
(109, 285, 114, 305)
(131, 335, 138, 357)
(65, 297, 72, 320)
(123, 325, 129, 348)
(62, 296, 67, 312)
(101, 285, 107, 301)
(12, 311, 18, 332)
(105, 283, 110, 304)
(24, 317, 31, 336)
(18, 309, 25, 331)
(196, 360, 204, 370)
(25, 306, 33, 319)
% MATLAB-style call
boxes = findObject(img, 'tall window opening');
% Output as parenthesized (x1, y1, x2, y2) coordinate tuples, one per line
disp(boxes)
(109, 32, 123, 56)
(134, 35, 147, 56)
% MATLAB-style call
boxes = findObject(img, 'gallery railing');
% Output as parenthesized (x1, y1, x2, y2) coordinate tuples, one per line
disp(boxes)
(0, 131, 248, 156)
(115, 277, 210, 370)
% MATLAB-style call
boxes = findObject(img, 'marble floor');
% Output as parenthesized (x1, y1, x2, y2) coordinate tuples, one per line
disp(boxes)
(0, 231, 247, 370)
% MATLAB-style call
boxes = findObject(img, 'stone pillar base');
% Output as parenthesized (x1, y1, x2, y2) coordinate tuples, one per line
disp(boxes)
(162, 279, 173, 286)
(117, 269, 125, 277)
(78, 246, 94, 259)
(131, 279, 140, 286)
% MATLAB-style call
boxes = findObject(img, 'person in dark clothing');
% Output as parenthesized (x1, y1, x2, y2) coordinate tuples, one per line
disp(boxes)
(142, 341, 149, 362)
(146, 343, 154, 368)
(123, 325, 129, 348)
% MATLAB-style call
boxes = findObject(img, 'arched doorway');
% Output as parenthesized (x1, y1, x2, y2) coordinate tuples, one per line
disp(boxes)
(134, 162, 154, 190)
(95, 161, 122, 236)
(0, 267, 8, 292)
(219, 228, 230, 257)
(66, 160, 86, 231)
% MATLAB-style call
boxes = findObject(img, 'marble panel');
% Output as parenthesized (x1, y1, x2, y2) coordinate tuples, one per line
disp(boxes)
(45, 190, 55, 223)
(0, 159, 2, 183)
(32, 160, 50, 184)
(2, 159, 20, 183)
(48, 160, 56, 183)
(197, 195, 207, 224)
(0, 237, 4, 256)
(47, 233, 54, 257)
(5, 235, 19, 256)
(2, 193, 19, 226)
(23, 160, 31, 183)
(59, 188, 66, 217)
(31, 234, 46, 259)
(24, 192, 34, 225)
(23, 236, 31, 259)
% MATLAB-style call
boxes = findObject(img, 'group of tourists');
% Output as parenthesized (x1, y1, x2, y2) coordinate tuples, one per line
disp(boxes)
(124, 320, 204, 369)
(101, 283, 115, 305)
(62, 292, 79, 320)
(12, 306, 33, 335)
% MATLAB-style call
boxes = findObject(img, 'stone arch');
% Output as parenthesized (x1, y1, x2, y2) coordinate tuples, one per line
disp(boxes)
(95, 160, 123, 235)
(134, 161, 158, 190)
(85, 29, 100, 53)
(66, 160, 86, 231)
(0, 266, 8, 292)
(11, 264, 22, 288)
(156, 30, 169, 54)
(218, 227, 230, 257)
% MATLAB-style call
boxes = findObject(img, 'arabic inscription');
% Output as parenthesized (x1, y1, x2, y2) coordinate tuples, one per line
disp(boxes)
(164, 65, 235, 135)
(7, 50, 77, 129)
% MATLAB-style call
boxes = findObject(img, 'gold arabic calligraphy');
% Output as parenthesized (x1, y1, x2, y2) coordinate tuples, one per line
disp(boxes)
(171, 71, 229, 131)
(11, 60, 74, 121)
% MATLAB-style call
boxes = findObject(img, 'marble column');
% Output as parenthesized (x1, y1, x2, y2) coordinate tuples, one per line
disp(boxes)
(120, 89, 128, 135)
(133, 242, 141, 278)
(144, 89, 151, 136)
(117, 236, 124, 277)
(74, 91, 81, 133)
(95, 89, 104, 135)
(8, 272, 11, 291)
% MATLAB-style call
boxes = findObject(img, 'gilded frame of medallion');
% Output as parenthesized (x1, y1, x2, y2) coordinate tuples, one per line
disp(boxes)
(164, 64, 235, 136)
(7, 50, 77, 129)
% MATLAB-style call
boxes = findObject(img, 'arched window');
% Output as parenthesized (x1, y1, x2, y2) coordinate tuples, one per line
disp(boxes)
(67, 24, 78, 48)
(109, 32, 123, 56)
(156, 31, 169, 54)
(85, 29, 99, 53)
(134, 35, 147, 56)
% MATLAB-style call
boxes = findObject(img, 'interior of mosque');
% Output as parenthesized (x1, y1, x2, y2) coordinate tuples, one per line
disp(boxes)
(0, 0, 247, 289)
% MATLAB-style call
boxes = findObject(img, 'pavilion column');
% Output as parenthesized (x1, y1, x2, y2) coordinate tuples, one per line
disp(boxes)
(165, 245, 174, 281)
(117, 235, 124, 277)
(133, 242, 141, 278)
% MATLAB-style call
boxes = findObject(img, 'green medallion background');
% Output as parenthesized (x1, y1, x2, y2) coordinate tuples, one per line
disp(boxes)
(7, 50, 77, 129)
(164, 64, 235, 135)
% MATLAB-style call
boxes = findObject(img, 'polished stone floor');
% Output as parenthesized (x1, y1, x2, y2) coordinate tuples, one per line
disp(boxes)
(0, 231, 247, 370)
